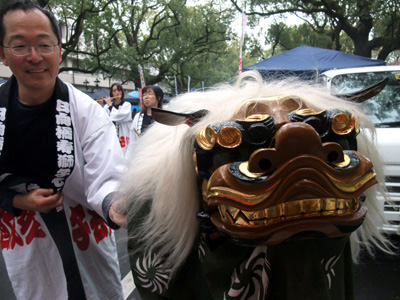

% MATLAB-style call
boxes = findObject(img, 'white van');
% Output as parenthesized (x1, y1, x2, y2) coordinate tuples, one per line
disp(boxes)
(319, 66, 400, 234)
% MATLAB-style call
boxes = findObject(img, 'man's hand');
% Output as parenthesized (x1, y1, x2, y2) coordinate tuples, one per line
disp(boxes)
(13, 189, 63, 213)
(109, 199, 127, 228)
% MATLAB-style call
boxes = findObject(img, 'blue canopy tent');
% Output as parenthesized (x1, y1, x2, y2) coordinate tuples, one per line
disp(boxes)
(125, 90, 141, 113)
(126, 90, 140, 99)
(92, 88, 110, 99)
(83, 88, 109, 100)
(85, 88, 140, 101)
(244, 45, 386, 80)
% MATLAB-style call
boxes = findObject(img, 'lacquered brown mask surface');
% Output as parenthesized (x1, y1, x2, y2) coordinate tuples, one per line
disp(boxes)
(195, 95, 375, 246)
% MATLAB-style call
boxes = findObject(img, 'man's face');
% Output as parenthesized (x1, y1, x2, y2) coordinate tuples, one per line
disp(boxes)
(0, 9, 61, 96)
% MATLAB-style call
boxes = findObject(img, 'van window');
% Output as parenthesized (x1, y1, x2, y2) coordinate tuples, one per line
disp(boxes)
(330, 71, 400, 127)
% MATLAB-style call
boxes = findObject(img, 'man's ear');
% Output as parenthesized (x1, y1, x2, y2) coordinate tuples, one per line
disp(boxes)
(0, 47, 9, 66)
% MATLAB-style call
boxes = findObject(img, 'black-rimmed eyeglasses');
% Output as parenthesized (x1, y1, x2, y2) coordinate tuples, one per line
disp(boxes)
(3, 43, 59, 56)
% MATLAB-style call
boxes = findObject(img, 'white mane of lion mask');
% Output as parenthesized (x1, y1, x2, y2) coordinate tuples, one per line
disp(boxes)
(120, 71, 391, 277)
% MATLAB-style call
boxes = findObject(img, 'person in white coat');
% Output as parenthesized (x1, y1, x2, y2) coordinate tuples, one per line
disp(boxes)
(0, 1, 124, 299)
(98, 82, 132, 155)
(130, 85, 163, 144)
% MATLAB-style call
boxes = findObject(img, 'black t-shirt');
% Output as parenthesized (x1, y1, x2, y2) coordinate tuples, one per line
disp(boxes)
(141, 112, 154, 133)
(0, 90, 57, 188)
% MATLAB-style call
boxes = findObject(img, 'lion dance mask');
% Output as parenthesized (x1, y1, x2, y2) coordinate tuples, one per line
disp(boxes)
(193, 94, 377, 248)
(121, 72, 390, 300)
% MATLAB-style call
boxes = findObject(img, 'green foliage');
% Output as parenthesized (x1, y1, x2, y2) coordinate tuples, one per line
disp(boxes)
(231, 0, 400, 61)
(44, 0, 239, 92)
(0, 0, 10, 7)
(262, 21, 354, 56)
(22, 0, 399, 91)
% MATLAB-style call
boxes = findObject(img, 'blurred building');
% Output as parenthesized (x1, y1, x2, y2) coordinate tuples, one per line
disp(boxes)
(0, 61, 136, 97)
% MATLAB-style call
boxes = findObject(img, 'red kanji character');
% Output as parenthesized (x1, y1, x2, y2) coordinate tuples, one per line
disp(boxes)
(0, 210, 23, 250)
(120, 136, 126, 148)
(88, 210, 110, 244)
(70, 204, 91, 251)
(0, 210, 11, 249)
(17, 211, 46, 245)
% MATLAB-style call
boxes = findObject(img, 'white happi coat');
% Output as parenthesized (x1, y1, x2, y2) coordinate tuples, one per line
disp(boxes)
(0, 82, 125, 300)
(130, 111, 144, 144)
(104, 101, 132, 155)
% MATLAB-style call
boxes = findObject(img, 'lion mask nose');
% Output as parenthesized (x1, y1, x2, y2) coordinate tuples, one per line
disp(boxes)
(247, 122, 344, 174)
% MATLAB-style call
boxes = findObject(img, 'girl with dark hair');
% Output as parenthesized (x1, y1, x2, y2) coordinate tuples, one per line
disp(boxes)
(99, 82, 132, 155)
(130, 85, 163, 144)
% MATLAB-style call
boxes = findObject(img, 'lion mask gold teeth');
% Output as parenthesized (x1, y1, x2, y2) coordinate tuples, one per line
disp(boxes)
(193, 95, 375, 246)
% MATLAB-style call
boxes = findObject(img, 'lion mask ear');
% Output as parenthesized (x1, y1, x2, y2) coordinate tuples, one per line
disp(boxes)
(333, 77, 389, 103)
(151, 107, 209, 127)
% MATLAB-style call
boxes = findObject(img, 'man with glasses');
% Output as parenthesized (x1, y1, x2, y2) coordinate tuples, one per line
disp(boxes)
(3, 42, 60, 55)
(0, 1, 124, 299)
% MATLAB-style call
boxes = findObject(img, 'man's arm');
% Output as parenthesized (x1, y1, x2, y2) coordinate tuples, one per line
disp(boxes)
(108, 198, 127, 228)
(0, 188, 19, 215)
(102, 192, 124, 229)
(0, 188, 63, 215)
(13, 189, 63, 213)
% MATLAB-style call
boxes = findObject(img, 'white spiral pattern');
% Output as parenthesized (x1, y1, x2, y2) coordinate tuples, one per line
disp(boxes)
(134, 252, 171, 294)
(225, 246, 269, 300)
